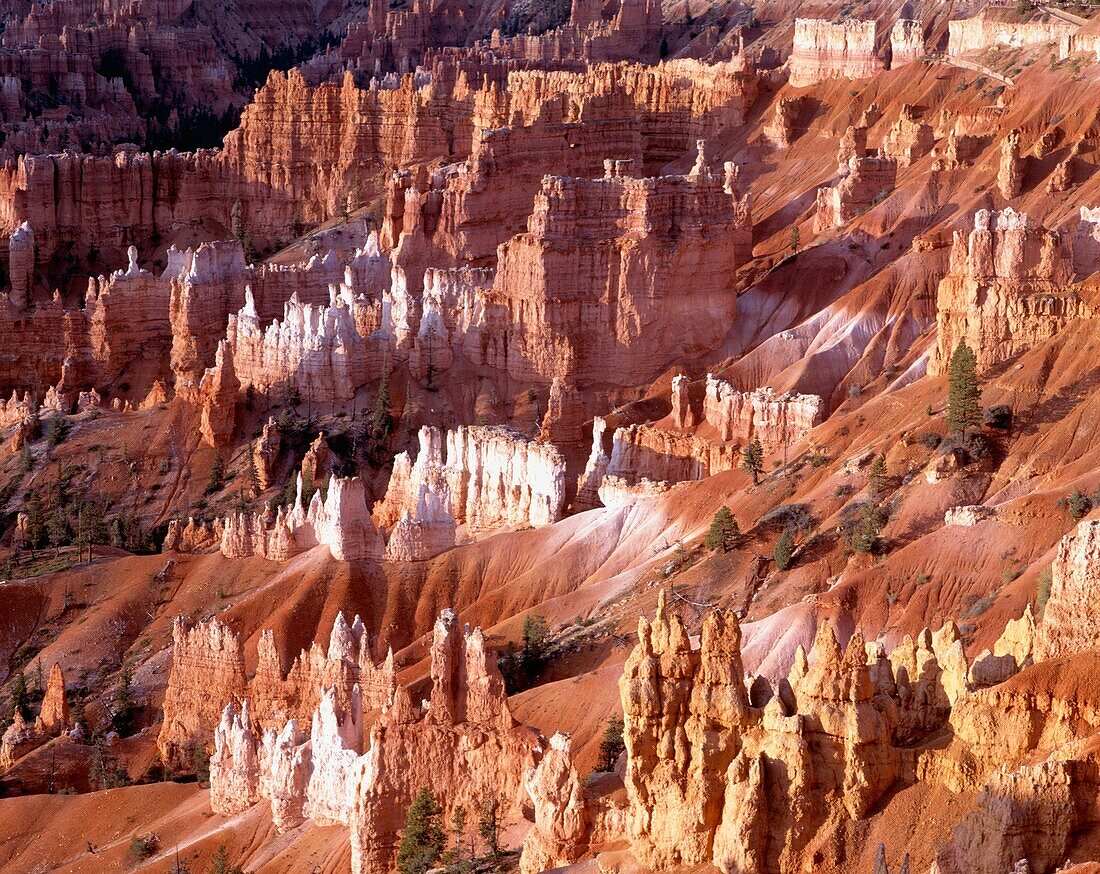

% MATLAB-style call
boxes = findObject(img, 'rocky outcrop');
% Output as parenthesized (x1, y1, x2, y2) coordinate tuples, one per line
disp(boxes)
(520, 733, 589, 874)
(484, 162, 751, 387)
(205, 608, 543, 874)
(789, 19, 881, 88)
(702, 376, 824, 454)
(221, 475, 384, 562)
(932, 209, 1082, 375)
(7, 222, 33, 310)
(0, 712, 39, 771)
(882, 105, 934, 167)
(890, 19, 924, 67)
(1035, 520, 1100, 661)
(35, 663, 68, 735)
(252, 418, 281, 491)
(815, 155, 897, 231)
(618, 593, 1011, 872)
(948, 13, 1077, 57)
(998, 129, 1024, 200)
(376, 425, 566, 559)
(157, 617, 247, 771)
(198, 340, 238, 449)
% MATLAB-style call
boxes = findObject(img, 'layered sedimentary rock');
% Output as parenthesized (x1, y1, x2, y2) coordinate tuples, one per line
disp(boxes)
(614, 594, 1033, 873)
(376, 425, 566, 559)
(7, 222, 33, 309)
(789, 19, 881, 88)
(815, 155, 897, 231)
(947, 13, 1077, 57)
(485, 162, 750, 386)
(486, 0, 662, 63)
(890, 19, 924, 67)
(252, 418, 281, 490)
(221, 475, 384, 562)
(198, 340, 239, 448)
(882, 105, 934, 167)
(158, 617, 247, 770)
(206, 608, 542, 874)
(932, 209, 1082, 374)
(702, 377, 824, 453)
(602, 424, 736, 499)
(1035, 519, 1100, 661)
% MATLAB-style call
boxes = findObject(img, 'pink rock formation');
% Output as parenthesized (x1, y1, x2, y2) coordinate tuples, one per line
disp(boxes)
(703, 376, 824, 453)
(157, 616, 246, 770)
(890, 18, 924, 67)
(948, 13, 1077, 57)
(7, 222, 33, 310)
(0, 712, 39, 771)
(486, 162, 751, 386)
(252, 417, 281, 491)
(815, 155, 898, 232)
(789, 19, 881, 88)
(198, 340, 239, 448)
(998, 129, 1024, 200)
(1035, 520, 1100, 661)
(221, 475, 384, 562)
(34, 663, 68, 735)
(520, 733, 588, 874)
(932, 209, 1081, 374)
(882, 105, 934, 167)
(205, 609, 542, 874)
(376, 425, 566, 559)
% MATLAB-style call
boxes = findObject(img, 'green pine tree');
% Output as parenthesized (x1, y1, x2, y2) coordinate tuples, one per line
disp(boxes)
(704, 507, 741, 552)
(774, 527, 795, 571)
(946, 340, 982, 433)
(397, 788, 444, 874)
(596, 714, 625, 772)
(866, 454, 887, 504)
(10, 669, 29, 719)
(741, 439, 764, 485)
(850, 501, 882, 554)
(371, 355, 394, 439)
(208, 844, 244, 874)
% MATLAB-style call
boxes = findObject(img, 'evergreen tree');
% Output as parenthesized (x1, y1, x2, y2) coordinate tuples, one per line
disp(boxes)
(397, 788, 444, 874)
(23, 490, 45, 549)
(866, 454, 887, 504)
(774, 527, 795, 570)
(789, 224, 800, 253)
(450, 805, 468, 867)
(205, 453, 226, 495)
(10, 669, 29, 719)
(850, 501, 882, 554)
(47, 506, 71, 553)
(192, 743, 210, 785)
(208, 844, 244, 874)
(704, 507, 741, 552)
(946, 340, 982, 433)
(19, 443, 33, 473)
(477, 795, 501, 860)
(371, 355, 394, 439)
(741, 439, 764, 485)
(112, 661, 135, 736)
(596, 714, 625, 772)
(247, 453, 261, 495)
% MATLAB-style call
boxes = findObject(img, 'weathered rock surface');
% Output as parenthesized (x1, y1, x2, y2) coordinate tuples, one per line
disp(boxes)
(932, 209, 1082, 375)
(789, 19, 881, 88)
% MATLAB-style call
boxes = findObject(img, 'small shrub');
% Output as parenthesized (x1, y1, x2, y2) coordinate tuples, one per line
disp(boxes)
(127, 834, 157, 862)
(1059, 490, 1092, 521)
(774, 528, 796, 571)
(965, 595, 995, 618)
(918, 432, 942, 450)
(595, 714, 625, 772)
(983, 404, 1012, 430)
(1036, 566, 1053, 617)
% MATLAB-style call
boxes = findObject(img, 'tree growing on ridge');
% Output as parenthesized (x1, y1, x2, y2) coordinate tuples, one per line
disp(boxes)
(946, 340, 982, 433)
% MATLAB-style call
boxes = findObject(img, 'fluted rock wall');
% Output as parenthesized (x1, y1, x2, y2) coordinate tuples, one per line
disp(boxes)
(889, 19, 924, 67)
(932, 209, 1083, 375)
(815, 154, 897, 232)
(158, 617, 247, 770)
(947, 14, 1077, 57)
(221, 475, 384, 561)
(204, 608, 542, 874)
(702, 376, 824, 453)
(789, 19, 881, 88)
(376, 425, 566, 559)
(486, 163, 750, 387)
